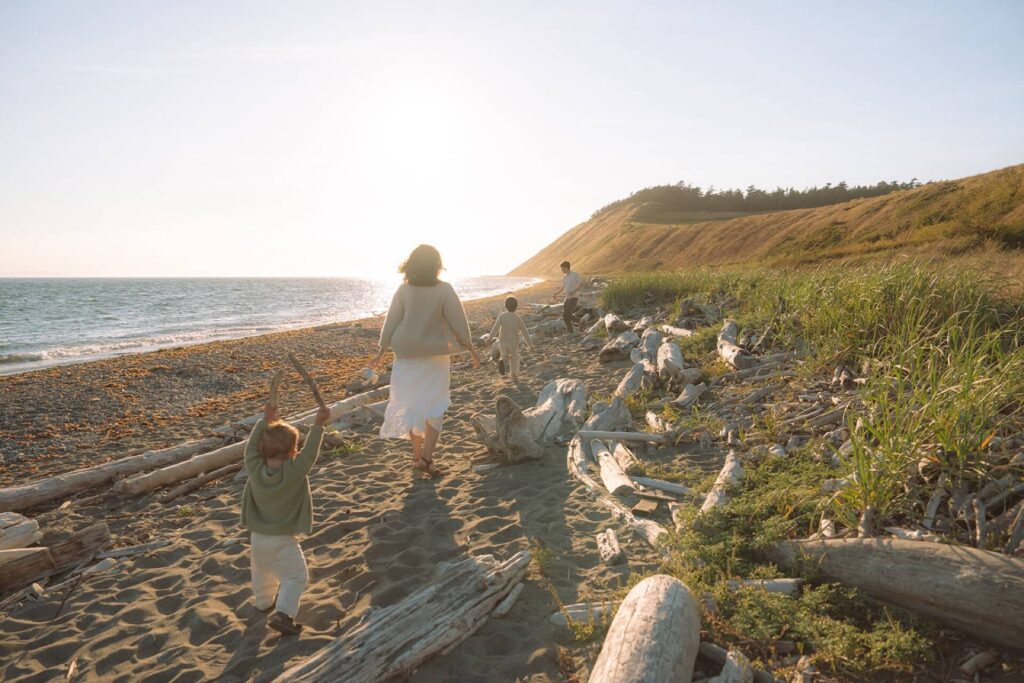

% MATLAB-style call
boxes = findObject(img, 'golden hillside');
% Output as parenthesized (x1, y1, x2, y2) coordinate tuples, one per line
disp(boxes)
(509, 164, 1024, 277)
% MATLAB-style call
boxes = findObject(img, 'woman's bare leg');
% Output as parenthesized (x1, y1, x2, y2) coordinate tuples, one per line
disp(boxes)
(422, 422, 440, 466)
(410, 431, 422, 462)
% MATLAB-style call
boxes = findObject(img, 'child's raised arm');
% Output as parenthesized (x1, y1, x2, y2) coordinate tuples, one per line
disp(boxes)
(244, 403, 276, 475)
(292, 406, 330, 476)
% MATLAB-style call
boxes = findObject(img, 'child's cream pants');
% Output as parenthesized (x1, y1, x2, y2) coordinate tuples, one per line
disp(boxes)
(499, 341, 520, 376)
(250, 531, 308, 618)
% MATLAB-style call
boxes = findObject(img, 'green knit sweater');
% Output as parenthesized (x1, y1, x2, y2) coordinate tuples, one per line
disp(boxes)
(240, 418, 324, 536)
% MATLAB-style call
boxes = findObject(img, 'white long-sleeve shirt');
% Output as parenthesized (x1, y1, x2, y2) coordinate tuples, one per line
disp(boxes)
(489, 311, 533, 349)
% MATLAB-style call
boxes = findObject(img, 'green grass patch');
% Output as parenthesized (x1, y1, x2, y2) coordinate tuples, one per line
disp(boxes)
(664, 457, 937, 676)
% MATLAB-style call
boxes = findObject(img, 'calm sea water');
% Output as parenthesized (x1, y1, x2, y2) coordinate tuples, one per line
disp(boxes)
(0, 277, 538, 375)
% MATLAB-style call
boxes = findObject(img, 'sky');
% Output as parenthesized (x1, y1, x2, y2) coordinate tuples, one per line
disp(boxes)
(1, 1, 1022, 278)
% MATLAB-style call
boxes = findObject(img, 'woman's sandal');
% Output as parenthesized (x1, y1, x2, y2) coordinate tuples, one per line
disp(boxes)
(412, 456, 444, 479)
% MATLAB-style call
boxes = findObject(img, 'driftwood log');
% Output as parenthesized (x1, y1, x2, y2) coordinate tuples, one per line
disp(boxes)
(583, 397, 632, 434)
(273, 551, 530, 682)
(636, 329, 662, 363)
(599, 331, 640, 363)
(700, 450, 744, 514)
(471, 379, 587, 463)
(660, 324, 694, 338)
(0, 523, 111, 593)
(656, 341, 685, 384)
(567, 438, 667, 550)
(549, 601, 615, 628)
(604, 314, 628, 333)
(597, 529, 624, 565)
(717, 320, 755, 370)
(0, 437, 224, 512)
(699, 642, 781, 683)
(615, 360, 658, 399)
(766, 538, 1024, 649)
(672, 383, 706, 410)
(472, 396, 543, 463)
(589, 575, 701, 683)
(0, 519, 42, 551)
(114, 387, 389, 497)
(158, 462, 243, 504)
(594, 440, 635, 496)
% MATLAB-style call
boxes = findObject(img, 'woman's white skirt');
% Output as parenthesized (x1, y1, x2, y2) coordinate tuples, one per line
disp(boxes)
(380, 355, 451, 439)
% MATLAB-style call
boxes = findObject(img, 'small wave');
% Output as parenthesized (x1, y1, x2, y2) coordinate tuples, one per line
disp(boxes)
(0, 352, 48, 365)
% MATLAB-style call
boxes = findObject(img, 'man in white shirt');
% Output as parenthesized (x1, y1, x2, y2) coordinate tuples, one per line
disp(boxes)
(551, 260, 584, 333)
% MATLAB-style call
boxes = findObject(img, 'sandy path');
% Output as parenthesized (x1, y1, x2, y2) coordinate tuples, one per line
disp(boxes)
(0, 296, 712, 682)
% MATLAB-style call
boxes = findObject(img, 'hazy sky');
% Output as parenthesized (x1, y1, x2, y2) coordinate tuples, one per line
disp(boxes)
(2, 1, 1022, 277)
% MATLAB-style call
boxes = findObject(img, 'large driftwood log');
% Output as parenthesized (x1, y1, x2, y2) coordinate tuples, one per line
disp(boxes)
(717, 320, 755, 370)
(636, 329, 662, 363)
(672, 383, 706, 410)
(660, 324, 694, 338)
(594, 440, 635, 496)
(0, 437, 224, 512)
(604, 314, 628, 333)
(583, 397, 632, 433)
(0, 520, 42, 551)
(115, 387, 389, 497)
(0, 523, 111, 593)
(589, 575, 701, 683)
(599, 331, 640, 363)
(615, 360, 657, 399)
(473, 397, 543, 463)
(765, 538, 1024, 649)
(527, 379, 588, 441)
(471, 379, 587, 462)
(656, 341, 685, 384)
(632, 314, 656, 332)
(700, 451, 744, 514)
(273, 551, 530, 682)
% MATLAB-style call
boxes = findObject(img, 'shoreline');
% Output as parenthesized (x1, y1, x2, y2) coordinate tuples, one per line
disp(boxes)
(0, 276, 543, 377)
(0, 280, 559, 485)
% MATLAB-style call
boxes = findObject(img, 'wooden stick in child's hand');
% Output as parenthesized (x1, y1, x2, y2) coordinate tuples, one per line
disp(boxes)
(269, 369, 283, 405)
(287, 353, 329, 411)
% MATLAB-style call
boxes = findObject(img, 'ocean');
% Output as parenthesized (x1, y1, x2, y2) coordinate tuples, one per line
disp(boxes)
(0, 276, 538, 375)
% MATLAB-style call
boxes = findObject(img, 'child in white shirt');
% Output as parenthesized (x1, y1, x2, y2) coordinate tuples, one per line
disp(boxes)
(489, 296, 535, 382)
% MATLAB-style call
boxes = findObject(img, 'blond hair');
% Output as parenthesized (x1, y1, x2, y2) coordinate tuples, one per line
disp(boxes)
(259, 420, 300, 461)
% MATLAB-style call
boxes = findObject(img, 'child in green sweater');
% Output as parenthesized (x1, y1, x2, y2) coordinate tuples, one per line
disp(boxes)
(241, 401, 330, 635)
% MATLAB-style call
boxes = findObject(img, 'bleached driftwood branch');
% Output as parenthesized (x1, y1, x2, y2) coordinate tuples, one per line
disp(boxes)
(273, 551, 530, 682)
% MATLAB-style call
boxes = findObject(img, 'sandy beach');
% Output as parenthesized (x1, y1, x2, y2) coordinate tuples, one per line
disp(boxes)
(0, 281, 678, 681)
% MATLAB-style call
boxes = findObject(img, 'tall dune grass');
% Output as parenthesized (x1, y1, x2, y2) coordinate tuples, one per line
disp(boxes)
(604, 262, 1024, 535)
(603, 263, 1024, 674)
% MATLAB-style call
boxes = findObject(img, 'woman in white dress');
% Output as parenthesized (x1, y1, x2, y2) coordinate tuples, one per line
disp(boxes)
(371, 245, 480, 477)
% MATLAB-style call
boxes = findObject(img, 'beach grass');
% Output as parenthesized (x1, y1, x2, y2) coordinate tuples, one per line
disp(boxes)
(602, 262, 1024, 676)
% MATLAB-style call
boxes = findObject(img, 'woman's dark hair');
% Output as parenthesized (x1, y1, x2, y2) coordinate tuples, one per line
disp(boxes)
(400, 244, 443, 286)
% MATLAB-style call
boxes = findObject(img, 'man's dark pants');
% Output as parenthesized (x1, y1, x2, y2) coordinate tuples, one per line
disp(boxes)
(563, 297, 579, 333)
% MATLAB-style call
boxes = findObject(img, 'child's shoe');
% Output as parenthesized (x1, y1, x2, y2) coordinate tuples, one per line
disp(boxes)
(268, 611, 304, 635)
